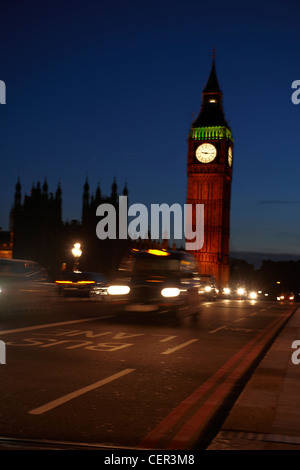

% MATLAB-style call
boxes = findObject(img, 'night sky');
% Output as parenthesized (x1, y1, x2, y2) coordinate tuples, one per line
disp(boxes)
(0, 0, 299, 263)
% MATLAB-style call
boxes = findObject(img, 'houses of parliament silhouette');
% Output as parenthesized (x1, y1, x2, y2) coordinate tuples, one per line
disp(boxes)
(9, 177, 132, 279)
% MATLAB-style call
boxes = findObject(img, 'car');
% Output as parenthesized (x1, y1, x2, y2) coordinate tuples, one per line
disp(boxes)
(55, 271, 108, 299)
(277, 291, 295, 303)
(222, 281, 247, 300)
(198, 274, 218, 300)
(0, 258, 55, 313)
(106, 248, 203, 319)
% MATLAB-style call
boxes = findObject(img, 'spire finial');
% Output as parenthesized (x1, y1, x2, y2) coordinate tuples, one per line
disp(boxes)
(212, 45, 216, 60)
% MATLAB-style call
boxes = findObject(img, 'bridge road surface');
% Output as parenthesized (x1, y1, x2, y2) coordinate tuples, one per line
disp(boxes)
(0, 298, 296, 450)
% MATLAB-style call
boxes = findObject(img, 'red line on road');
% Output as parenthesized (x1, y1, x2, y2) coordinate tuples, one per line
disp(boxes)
(138, 310, 293, 450)
(168, 312, 290, 449)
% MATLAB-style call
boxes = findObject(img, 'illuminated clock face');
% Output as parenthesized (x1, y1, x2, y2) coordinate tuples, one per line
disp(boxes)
(195, 143, 217, 163)
(228, 147, 233, 167)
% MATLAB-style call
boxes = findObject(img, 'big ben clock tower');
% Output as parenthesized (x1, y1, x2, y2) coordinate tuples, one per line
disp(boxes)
(186, 54, 233, 289)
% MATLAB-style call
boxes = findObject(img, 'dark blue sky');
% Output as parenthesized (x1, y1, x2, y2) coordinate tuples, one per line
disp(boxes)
(0, 0, 299, 259)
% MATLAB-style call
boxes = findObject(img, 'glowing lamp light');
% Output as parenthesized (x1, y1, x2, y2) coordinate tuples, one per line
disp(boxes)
(72, 243, 82, 258)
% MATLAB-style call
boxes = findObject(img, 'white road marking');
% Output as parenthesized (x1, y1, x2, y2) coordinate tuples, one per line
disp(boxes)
(0, 315, 114, 336)
(159, 336, 177, 343)
(209, 325, 226, 334)
(28, 368, 135, 415)
(161, 339, 198, 355)
(152, 335, 177, 342)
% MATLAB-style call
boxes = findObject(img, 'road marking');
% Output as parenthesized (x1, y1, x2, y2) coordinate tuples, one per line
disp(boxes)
(161, 339, 198, 355)
(153, 335, 177, 343)
(28, 368, 135, 415)
(0, 315, 114, 336)
(210, 311, 260, 332)
(139, 310, 294, 449)
(167, 314, 289, 449)
(209, 325, 226, 334)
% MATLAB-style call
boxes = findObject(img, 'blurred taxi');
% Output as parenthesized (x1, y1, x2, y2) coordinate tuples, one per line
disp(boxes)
(0, 258, 55, 313)
(55, 271, 108, 299)
(106, 249, 202, 319)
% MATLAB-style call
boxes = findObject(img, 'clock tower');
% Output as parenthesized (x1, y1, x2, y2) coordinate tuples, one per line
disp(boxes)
(186, 54, 233, 289)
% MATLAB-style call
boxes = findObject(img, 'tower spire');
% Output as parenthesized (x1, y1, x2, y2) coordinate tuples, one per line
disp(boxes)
(192, 53, 228, 128)
(202, 53, 221, 95)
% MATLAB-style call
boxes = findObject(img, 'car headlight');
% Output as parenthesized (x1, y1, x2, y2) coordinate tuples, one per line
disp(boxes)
(205, 285, 212, 292)
(107, 285, 130, 295)
(249, 291, 257, 299)
(161, 288, 181, 298)
(223, 287, 230, 294)
(237, 288, 245, 296)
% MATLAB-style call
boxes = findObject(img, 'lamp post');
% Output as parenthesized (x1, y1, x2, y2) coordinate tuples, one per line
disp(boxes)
(72, 242, 82, 272)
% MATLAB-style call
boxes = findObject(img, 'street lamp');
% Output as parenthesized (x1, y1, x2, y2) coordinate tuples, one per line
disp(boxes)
(72, 242, 82, 271)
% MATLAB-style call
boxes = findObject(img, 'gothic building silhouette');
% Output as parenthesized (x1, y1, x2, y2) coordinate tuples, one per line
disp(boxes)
(10, 177, 130, 279)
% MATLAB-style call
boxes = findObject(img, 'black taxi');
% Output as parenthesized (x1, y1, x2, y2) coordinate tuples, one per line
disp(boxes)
(106, 248, 203, 319)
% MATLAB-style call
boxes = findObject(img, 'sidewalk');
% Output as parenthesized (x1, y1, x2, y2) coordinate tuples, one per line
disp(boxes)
(208, 305, 300, 450)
